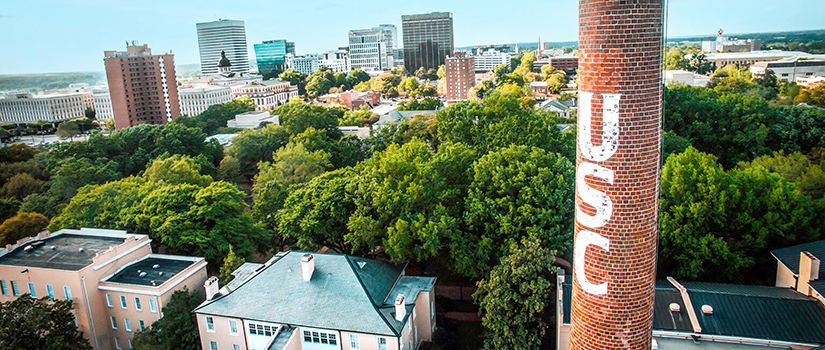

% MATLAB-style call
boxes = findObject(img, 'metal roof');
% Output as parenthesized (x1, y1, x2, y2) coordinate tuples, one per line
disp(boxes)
(771, 239, 825, 276)
(195, 251, 435, 336)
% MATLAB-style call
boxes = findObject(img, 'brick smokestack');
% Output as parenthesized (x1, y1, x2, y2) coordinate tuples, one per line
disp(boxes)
(570, 1, 664, 349)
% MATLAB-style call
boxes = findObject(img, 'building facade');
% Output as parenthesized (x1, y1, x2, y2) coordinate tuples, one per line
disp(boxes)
(103, 41, 181, 130)
(232, 79, 298, 111)
(348, 25, 397, 71)
(445, 53, 475, 102)
(472, 48, 514, 72)
(254, 40, 295, 78)
(92, 88, 114, 122)
(401, 12, 454, 72)
(285, 51, 350, 75)
(194, 251, 436, 350)
(0, 228, 208, 350)
(750, 58, 825, 82)
(0, 92, 93, 124)
(179, 85, 233, 117)
(197, 19, 250, 75)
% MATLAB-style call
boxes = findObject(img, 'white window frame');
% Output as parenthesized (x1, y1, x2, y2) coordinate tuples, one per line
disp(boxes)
(210, 341, 218, 350)
(27, 282, 36, 298)
(350, 334, 360, 349)
(149, 299, 157, 313)
(139, 320, 145, 332)
(106, 294, 113, 307)
(206, 316, 215, 332)
(378, 337, 387, 350)
(115, 337, 121, 350)
(110, 316, 118, 329)
(63, 286, 72, 301)
(120, 295, 127, 309)
(233, 345, 240, 350)
(135, 297, 142, 311)
(229, 319, 238, 335)
(46, 284, 55, 299)
(0, 280, 6, 295)
(11, 281, 18, 296)
(125, 318, 132, 332)
(129, 339, 133, 349)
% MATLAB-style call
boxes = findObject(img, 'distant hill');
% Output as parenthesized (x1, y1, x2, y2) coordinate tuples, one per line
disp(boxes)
(0, 72, 106, 92)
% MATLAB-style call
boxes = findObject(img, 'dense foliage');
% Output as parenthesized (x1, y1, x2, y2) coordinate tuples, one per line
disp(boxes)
(0, 296, 92, 350)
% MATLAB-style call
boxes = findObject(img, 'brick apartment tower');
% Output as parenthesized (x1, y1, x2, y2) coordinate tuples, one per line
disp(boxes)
(445, 52, 475, 102)
(569, 1, 664, 349)
(104, 41, 180, 130)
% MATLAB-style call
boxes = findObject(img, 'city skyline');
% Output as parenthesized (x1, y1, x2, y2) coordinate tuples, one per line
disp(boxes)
(1, 0, 824, 74)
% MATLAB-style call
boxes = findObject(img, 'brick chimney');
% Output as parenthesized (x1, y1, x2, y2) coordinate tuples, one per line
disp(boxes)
(797, 251, 820, 296)
(301, 253, 315, 281)
(394, 294, 406, 322)
(204, 276, 219, 300)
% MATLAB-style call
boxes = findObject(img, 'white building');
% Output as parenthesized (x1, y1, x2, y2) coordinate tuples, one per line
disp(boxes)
(686, 50, 825, 69)
(664, 70, 711, 87)
(473, 48, 514, 72)
(232, 79, 298, 111)
(196, 19, 250, 75)
(179, 85, 233, 117)
(0, 92, 93, 124)
(285, 51, 351, 75)
(227, 111, 279, 129)
(92, 87, 114, 122)
(796, 76, 825, 87)
(750, 57, 825, 82)
(348, 25, 397, 71)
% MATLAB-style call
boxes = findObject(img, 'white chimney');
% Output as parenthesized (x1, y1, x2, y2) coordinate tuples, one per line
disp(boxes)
(204, 276, 220, 300)
(797, 251, 820, 296)
(301, 254, 315, 281)
(394, 294, 406, 322)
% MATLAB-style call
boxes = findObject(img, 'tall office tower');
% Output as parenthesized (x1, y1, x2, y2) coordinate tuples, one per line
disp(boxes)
(445, 52, 475, 102)
(401, 12, 454, 72)
(348, 25, 397, 71)
(196, 19, 250, 75)
(254, 40, 295, 78)
(569, 1, 664, 349)
(103, 41, 180, 130)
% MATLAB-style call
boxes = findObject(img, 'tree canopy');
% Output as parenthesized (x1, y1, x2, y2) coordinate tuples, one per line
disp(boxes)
(0, 296, 92, 350)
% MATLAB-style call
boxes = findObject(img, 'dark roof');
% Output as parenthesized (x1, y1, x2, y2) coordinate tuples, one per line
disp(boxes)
(562, 276, 825, 345)
(195, 251, 435, 336)
(225, 262, 264, 291)
(104, 256, 196, 287)
(269, 326, 296, 350)
(771, 239, 825, 276)
(218, 50, 231, 67)
(0, 233, 127, 270)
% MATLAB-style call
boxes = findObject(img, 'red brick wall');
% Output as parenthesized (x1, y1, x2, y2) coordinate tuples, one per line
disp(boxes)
(570, 1, 664, 349)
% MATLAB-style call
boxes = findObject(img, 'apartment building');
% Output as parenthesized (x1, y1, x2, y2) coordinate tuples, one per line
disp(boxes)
(0, 92, 93, 124)
(194, 251, 436, 350)
(445, 52, 475, 102)
(0, 228, 207, 350)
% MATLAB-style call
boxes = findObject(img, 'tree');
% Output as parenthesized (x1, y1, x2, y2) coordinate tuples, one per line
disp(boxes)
(84, 107, 96, 121)
(274, 99, 345, 137)
(0, 197, 20, 223)
(0, 296, 92, 350)
(225, 123, 290, 176)
(795, 81, 825, 108)
(739, 151, 825, 200)
(172, 97, 255, 135)
(436, 65, 446, 80)
(346, 69, 371, 88)
(56, 120, 80, 140)
(397, 97, 443, 111)
(665, 47, 689, 70)
(0, 212, 50, 246)
(0, 143, 39, 163)
(339, 108, 378, 127)
(0, 173, 41, 200)
(255, 142, 331, 187)
(143, 154, 214, 186)
(474, 236, 556, 350)
(279, 69, 304, 86)
(219, 245, 245, 287)
(146, 288, 203, 350)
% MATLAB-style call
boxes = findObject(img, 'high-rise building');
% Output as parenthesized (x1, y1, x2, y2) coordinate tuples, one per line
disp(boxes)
(254, 40, 295, 78)
(401, 12, 454, 72)
(445, 52, 475, 102)
(103, 41, 180, 130)
(196, 19, 250, 75)
(348, 24, 397, 71)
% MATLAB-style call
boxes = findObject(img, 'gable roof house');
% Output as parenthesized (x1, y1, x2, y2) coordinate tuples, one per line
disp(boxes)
(194, 251, 436, 350)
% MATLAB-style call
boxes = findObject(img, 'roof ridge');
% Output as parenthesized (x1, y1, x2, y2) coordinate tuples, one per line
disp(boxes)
(683, 282, 816, 301)
(345, 256, 400, 337)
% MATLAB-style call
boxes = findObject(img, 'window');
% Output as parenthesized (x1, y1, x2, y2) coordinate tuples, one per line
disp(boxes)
(25, 282, 35, 298)
(111, 317, 118, 329)
(350, 334, 360, 349)
(329, 334, 337, 345)
(233, 345, 240, 350)
(135, 297, 142, 311)
(129, 339, 133, 349)
(106, 294, 113, 307)
(63, 286, 72, 300)
(378, 337, 387, 350)
(149, 299, 157, 313)
(115, 337, 121, 350)
(206, 316, 215, 332)
(210, 341, 218, 350)
(46, 285, 55, 299)
(303, 331, 311, 342)
(0, 280, 6, 295)
(120, 295, 127, 309)
(312, 332, 319, 343)
(125, 318, 132, 332)
(229, 320, 238, 335)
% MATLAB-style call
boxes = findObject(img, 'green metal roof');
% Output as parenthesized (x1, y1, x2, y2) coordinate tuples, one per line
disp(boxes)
(194, 251, 435, 336)
(771, 239, 825, 276)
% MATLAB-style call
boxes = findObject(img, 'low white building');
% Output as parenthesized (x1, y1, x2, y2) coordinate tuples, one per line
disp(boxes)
(473, 48, 514, 72)
(232, 79, 298, 111)
(0, 92, 93, 124)
(179, 85, 233, 117)
(664, 70, 711, 87)
(750, 57, 825, 82)
(92, 87, 114, 122)
(796, 76, 825, 87)
(286, 51, 351, 75)
(227, 111, 279, 129)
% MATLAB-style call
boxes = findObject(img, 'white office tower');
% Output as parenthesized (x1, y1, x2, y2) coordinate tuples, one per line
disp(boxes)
(348, 25, 397, 71)
(196, 19, 250, 75)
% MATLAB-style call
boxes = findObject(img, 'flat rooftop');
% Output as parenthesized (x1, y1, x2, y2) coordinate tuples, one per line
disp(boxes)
(0, 234, 127, 271)
(654, 336, 790, 350)
(105, 256, 196, 287)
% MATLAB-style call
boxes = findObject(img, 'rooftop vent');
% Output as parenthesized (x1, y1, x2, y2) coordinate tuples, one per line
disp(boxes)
(152, 264, 160, 269)
(78, 247, 84, 253)
(158, 271, 164, 276)
(23, 245, 34, 253)
(357, 261, 367, 269)
(150, 281, 156, 286)
(669, 303, 680, 313)
(301, 254, 315, 281)
(701, 305, 713, 316)
(50, 246, 56, 250)
(139, 272, 147, 277)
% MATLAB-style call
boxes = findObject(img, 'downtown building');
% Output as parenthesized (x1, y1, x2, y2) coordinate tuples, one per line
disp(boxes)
(445, 52, 475, 103)
(254, 40, 295, 78)
(179, 85, 233, 117)
(348, 25, 397, 71)
(92, 87, 114, 122)
(401, 12, 454, 72)
(103, 41, 180, 130)
(0, 228, 207, 350)
(472, 48, 514, 72)
(0, 92, 93, 125)
(285, 50, 351, 75)
(197, 19, 250, 75)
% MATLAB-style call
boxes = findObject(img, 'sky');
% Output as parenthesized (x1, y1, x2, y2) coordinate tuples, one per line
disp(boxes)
(1, 0, 824, 74)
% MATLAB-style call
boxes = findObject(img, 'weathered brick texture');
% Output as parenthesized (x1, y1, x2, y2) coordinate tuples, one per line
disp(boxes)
(570, 1, 664, 349)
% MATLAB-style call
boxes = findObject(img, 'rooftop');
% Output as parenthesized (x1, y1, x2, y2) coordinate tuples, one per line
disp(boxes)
(771, 239, 825, 278)
(653, 336, 792, 350)
(104, 255, 198, 287)
(195, 251, 435, 336)
(0, 230, 131, 270)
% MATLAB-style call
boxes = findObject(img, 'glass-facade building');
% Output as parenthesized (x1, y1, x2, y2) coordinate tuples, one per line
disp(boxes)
(401, 12, 454, 72)
(254, 40, 295, 78)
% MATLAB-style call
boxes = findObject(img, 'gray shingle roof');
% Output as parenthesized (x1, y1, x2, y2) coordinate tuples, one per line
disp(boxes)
(195, 251, 435, 336)
(225, 262, 264, 291)
(771, 239, 825, 276)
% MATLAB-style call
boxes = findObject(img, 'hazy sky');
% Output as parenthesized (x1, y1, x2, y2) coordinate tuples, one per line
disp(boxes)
(1, 0, 823, 74)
